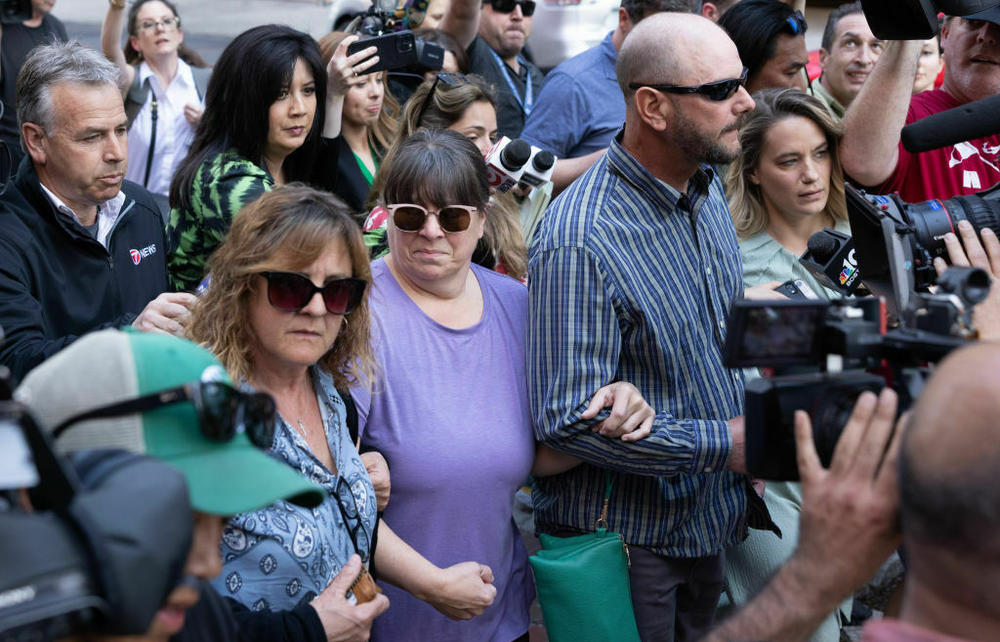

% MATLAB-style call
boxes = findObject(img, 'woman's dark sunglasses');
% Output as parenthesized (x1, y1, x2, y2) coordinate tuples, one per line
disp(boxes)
(261, 272, 366, 316)
(628, 67, 749, 102)
(52, 381, 277, 449)
(386, 203, 479, 234)
(487, 0, 536, 16)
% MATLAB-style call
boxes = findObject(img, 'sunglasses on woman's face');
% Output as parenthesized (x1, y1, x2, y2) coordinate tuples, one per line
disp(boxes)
(53, 381, 277, 449)
(260, 272, 366, 315)
(386, 203, 479, 234)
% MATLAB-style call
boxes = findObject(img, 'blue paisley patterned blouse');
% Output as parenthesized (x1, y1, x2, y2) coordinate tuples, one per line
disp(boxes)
(213, 367, 377, 612)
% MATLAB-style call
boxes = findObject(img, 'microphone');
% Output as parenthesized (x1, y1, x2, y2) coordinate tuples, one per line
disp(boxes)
(901, 94, 1000, 153)
(519, 148, 557, 188)
(799, 228, 865, 296)
(485, 137, 531, 192)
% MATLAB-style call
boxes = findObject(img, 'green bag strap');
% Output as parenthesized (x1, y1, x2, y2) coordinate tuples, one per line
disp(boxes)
(595, 470, 614, 531)
(594, 471, 630, 567)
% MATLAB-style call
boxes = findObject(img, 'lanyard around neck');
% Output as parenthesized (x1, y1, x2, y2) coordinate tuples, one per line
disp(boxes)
(487, 48, 533, 117)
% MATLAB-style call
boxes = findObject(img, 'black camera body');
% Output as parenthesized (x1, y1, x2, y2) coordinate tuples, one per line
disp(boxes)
(0, 377, 193, 640)
(745, 370, 887, 480)
(724, 264, 985, 480)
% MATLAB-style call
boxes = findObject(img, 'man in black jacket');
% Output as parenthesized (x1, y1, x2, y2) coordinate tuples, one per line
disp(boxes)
(0, 40, 194, 382)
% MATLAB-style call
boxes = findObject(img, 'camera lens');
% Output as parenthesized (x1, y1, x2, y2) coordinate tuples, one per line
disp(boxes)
(906, 195, 1000, 261)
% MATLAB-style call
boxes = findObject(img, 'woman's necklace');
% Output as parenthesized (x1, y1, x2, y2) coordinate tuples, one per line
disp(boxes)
(295, 417, 309, 440)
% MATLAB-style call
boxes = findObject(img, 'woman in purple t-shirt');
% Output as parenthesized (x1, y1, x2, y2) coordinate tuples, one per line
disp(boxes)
(352, 129, 654, 641)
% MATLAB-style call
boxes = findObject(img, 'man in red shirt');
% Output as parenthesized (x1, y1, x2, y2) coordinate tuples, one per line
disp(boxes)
(841, 9, 1000, 202)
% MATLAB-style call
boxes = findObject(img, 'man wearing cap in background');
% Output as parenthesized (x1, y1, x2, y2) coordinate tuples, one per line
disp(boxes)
(440, 0, 543, 137)
(0, 41, 194, 383)
(841, 8, 1000, 202)
(17, 329, 388, 642)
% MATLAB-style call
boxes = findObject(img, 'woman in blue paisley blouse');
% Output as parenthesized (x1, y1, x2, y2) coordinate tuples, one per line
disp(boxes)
(186, 184, 497, 640)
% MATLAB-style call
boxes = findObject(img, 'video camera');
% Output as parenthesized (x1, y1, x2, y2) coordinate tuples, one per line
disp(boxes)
(345, 0, 444, 75)
(724, 183, 1000, 480)
(0, 359, 194, 640)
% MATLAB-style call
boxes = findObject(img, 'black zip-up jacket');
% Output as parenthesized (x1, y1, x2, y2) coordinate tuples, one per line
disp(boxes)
(0, 157, 168, 383)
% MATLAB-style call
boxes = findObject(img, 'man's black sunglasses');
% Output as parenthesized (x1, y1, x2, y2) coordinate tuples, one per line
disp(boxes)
(261, 271, 366, 316)
(629, 67, 749, 102)
(52, 381, 277, 449)
(485, 0, 536, 16)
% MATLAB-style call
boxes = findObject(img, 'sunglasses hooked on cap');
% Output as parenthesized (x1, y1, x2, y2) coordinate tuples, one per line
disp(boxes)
(52, 380, 278, 450)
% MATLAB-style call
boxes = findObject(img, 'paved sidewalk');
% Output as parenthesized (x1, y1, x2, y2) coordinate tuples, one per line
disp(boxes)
(55, 0, 335, 40)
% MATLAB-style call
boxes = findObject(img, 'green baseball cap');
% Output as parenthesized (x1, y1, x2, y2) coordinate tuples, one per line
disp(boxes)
(15, 329, 325, 515)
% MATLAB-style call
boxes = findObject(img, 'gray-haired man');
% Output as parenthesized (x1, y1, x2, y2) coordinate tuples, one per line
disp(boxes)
(0, 41, 194, 382)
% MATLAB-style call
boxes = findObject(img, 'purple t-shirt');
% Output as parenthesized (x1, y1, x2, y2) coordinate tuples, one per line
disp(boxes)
(352, 259, 535, 642)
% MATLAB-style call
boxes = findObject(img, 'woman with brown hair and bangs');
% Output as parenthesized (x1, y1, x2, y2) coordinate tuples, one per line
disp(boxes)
(186, 183, 499, 641)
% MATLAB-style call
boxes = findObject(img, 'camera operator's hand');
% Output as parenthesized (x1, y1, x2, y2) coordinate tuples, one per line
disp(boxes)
(793, 389, 904, 606)
(581, 381, 655, 441)
(937, 220, 1000, 341)
(310, 555, 389, 642)
(704, 389, 905, 642)
(726, 415, 747, 475)
(326, 35, 379, 98)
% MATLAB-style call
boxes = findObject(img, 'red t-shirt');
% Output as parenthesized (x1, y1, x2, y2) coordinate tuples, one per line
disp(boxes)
(876, 89, 1000, 203)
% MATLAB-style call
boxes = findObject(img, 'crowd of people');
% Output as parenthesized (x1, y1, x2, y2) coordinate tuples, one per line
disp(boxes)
(2, 0, 1000, 641)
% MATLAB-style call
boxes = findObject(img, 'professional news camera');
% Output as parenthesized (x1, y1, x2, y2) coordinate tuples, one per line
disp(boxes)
(0, 360, 193, 640)
(724, 182, 1000, 480)
(846, 182, 1000, 323)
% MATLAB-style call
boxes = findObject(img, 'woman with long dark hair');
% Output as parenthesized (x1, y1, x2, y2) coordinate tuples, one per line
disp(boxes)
(166, 25, 326, 292)
(101, 0, 208, 213)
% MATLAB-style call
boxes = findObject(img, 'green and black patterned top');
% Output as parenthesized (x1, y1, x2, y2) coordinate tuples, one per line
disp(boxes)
(166, 149, 274, 292)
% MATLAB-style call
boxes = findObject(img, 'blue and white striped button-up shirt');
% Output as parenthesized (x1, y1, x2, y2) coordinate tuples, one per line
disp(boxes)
(528, 135, 748, 557)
